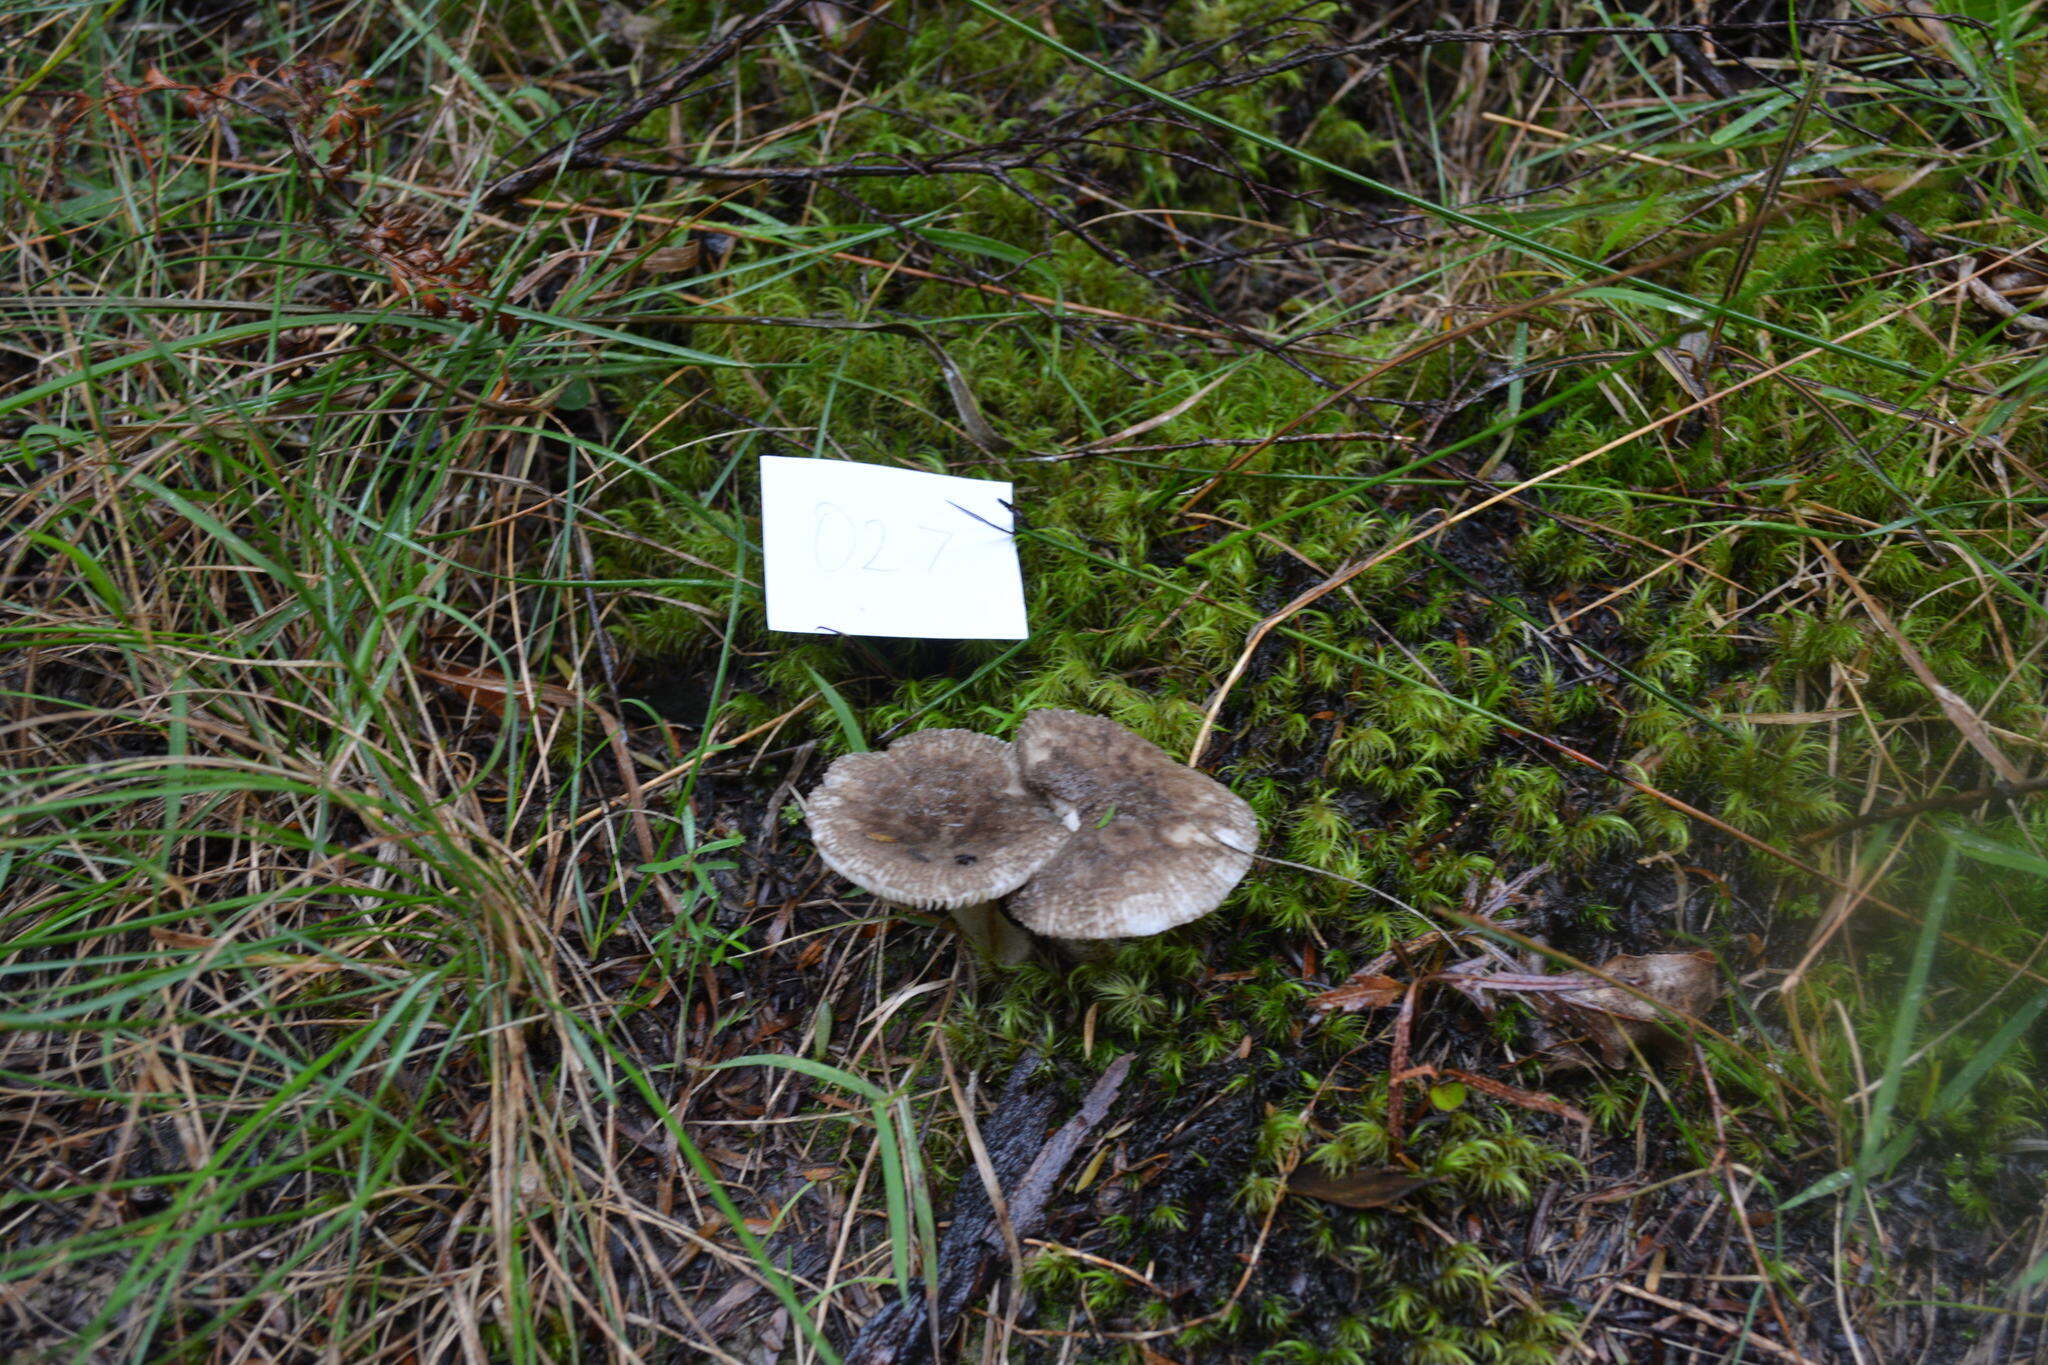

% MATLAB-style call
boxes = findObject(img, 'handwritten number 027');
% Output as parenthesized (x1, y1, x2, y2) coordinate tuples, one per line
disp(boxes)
(811, 503, 951, 573)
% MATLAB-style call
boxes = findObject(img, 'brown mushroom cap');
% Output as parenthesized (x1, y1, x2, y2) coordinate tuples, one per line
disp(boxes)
(806, 729, 1072, 910)
(1005, 709, 1258, 939)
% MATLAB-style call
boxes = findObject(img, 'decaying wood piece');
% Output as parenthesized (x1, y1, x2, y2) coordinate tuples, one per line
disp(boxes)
(845, 1054, 1133, 1364)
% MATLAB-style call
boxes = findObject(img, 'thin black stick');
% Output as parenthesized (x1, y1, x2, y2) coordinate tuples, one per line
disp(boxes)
(477, 0, 811, 206)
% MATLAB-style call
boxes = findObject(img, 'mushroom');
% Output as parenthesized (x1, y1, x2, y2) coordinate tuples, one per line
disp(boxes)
(805, 729, 1070, 963)
(1003, 709, 1257, 949)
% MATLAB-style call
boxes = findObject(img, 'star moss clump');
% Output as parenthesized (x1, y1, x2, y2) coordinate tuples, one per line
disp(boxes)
(593, 2, 2048, 1354)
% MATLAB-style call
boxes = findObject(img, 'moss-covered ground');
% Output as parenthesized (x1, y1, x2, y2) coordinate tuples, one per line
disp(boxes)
(6, 1, 2048, 1360)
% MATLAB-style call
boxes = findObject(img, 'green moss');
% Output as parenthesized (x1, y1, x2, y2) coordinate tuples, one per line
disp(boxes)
(581, 8, 2048, 1352)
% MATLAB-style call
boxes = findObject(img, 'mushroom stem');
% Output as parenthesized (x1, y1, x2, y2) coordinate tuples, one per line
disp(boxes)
(950, 901, 1038, 965)
(1045, 935, 1116, 963)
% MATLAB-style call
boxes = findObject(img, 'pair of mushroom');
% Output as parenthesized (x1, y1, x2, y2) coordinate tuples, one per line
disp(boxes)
(805, 709, 1259, 961)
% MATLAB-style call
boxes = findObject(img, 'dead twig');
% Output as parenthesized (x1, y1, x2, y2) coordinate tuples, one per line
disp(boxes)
(1609, 1281, 1820, 1365)
(845, 1055, 1132, 1364)
(1801, 775, 2048, 843)
(1664, 31, 1932, 260)
(477, 0, 812, 206)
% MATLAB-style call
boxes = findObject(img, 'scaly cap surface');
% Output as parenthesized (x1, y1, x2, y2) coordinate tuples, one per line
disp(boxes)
(806, 729, 1071, 910)
(1005, 709, 1257, 939)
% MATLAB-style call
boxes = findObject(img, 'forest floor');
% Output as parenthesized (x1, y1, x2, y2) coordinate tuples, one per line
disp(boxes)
(6, 1, 2048, 1361)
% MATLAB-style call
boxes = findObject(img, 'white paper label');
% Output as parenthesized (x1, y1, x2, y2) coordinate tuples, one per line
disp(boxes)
(760, 455, 1028, 639)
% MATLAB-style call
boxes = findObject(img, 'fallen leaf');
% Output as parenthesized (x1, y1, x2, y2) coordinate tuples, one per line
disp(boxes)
(1535, 950, 1720, 1069)
(1437, 964, 1592, 1015)
(1466, 863, 1551, 919)
(638, 243, 701, 273)
(1309, 972, 1406, 1015)
(1287, 1166, 1439, 1209)
(706, 1145, 760, 1171)
(415, 665, 579, 718)
(803, 1, 848, 40)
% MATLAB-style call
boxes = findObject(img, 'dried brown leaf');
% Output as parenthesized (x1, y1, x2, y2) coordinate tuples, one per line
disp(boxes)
(1438, 965, 1594, 1015)
(1387, 979, 1419, 1151)
(415, 665, 579, 717)
(1534, 950, 1721, 1069)
(639, 243, 701, 273)
(1287, 1166, 1439, 1210)
(1466, 863, 1551, 920)
(1308, 973, 1406, 1015)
